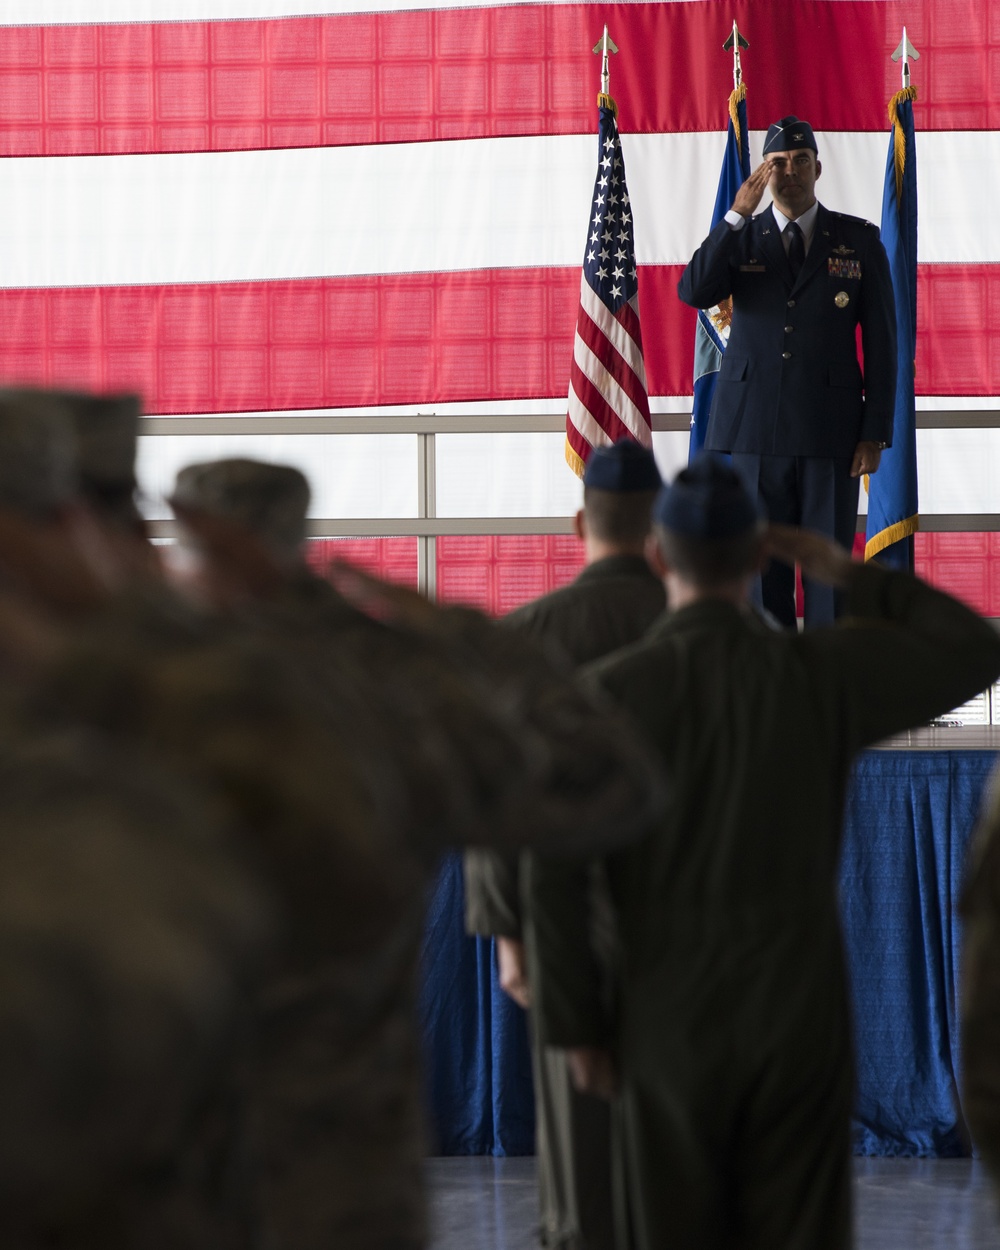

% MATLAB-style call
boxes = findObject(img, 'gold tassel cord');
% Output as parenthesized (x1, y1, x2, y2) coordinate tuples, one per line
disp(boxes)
(864, 513, 919, 561)
(597, 92, 618, 117)
(565, 439, 586, 478)
(888, 85, 917, 204)
(727, 81, 747, 155)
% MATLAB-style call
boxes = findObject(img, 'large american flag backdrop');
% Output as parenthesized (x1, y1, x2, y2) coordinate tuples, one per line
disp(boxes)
(1, 0, 999, 613)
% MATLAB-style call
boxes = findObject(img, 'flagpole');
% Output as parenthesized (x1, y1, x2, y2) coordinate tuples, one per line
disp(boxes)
(724, 19, 748, 94)
(593, 24, 619, 109)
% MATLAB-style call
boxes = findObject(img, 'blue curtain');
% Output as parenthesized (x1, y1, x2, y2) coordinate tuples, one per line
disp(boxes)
(419, 855, 535, 1155)
(842, 750, 995, 1155)
(421, 750, 998, 1157)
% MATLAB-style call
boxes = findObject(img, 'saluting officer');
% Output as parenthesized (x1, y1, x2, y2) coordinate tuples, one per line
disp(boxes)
(678, 115, 897, 628)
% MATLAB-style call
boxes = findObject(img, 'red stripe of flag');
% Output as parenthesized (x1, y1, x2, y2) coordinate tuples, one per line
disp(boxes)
(568, 353, 635, 445)
(0, 263, 992, 412)
(0, 2, 990, 159)
(574, 300, 649, 420)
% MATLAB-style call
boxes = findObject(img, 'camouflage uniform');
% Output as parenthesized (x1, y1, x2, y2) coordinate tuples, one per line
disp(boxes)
(0, 706, 270, 1249)
(30, 578, 426, 1248)
(0, 396, 275, 1245)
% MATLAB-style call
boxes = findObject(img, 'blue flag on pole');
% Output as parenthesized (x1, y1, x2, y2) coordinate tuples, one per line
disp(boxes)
(689, 85, 751, 461)
(866, 88, 918, 568)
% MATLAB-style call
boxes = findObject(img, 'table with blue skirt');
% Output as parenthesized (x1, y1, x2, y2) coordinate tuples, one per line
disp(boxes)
(418, 748, 999, 1158)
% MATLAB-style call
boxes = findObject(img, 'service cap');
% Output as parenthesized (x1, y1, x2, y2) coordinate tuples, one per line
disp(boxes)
(654, 453, 762, 539)
(763, 115, 818, 155)
(583, 440, 662, 492)
(170, 457, 311, 557)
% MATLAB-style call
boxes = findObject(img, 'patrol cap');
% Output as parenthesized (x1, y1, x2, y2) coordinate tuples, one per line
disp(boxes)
(653, 453, 762, 539)
(0, 389, 139, 491)
(60, 392, 141, 493)
(0, 389, 77, 518)
(0, 388, 141, 528)
(583, 440, 662, 492)
(170, 457, 311, 556)
(763, 115, 818, 155)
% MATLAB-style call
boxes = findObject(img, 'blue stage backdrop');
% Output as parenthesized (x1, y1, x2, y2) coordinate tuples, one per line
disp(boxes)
(420, 749, 998, 1158)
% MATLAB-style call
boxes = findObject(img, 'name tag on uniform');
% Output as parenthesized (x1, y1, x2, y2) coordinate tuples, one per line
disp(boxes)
(828, 257, 861, 279)
(739, 263, 766, 272)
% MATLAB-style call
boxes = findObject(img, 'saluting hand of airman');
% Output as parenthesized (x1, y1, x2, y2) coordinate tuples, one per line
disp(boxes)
(763, 524, 855, 589)
(730, 159, 775, 219)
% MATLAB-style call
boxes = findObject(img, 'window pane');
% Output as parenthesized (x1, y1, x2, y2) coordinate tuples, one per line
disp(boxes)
(435, 431, 687, 519)
(435, 432, 578, 518)
(650, 431, 691, 483)
(137, 432, 417, 519)
(917, 429, 1000, 514)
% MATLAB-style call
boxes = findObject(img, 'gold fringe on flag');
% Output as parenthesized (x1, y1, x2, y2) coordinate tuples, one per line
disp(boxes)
(728, 81, 747, 155)
(565, 438, 586, 478)
(597, 92, 618, 117)
(888, 85, 917, 204)
(864, 513, 919, 561)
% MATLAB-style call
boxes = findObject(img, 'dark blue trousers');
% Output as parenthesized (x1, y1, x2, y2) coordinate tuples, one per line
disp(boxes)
(732, 453, 860, 630)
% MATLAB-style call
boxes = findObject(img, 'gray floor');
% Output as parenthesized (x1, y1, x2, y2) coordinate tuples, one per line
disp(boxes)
(427, 1156, 1000, 1249)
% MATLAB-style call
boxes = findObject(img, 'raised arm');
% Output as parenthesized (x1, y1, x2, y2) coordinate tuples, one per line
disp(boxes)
(766, 525, 1000, 745)
(677, 160, 771, 310)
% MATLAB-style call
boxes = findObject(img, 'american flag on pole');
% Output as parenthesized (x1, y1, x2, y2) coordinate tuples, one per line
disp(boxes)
(565, 94, 651, 477)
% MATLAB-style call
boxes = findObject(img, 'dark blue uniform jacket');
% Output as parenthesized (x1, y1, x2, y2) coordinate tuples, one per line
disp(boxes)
(677, 203, 897, 458)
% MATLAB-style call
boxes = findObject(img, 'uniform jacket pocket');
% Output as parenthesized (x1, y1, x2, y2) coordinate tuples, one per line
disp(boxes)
(719, 354, 749, 382)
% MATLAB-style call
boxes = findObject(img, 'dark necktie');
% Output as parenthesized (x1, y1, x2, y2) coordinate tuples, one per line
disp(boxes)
(786, 220, 805, 280)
